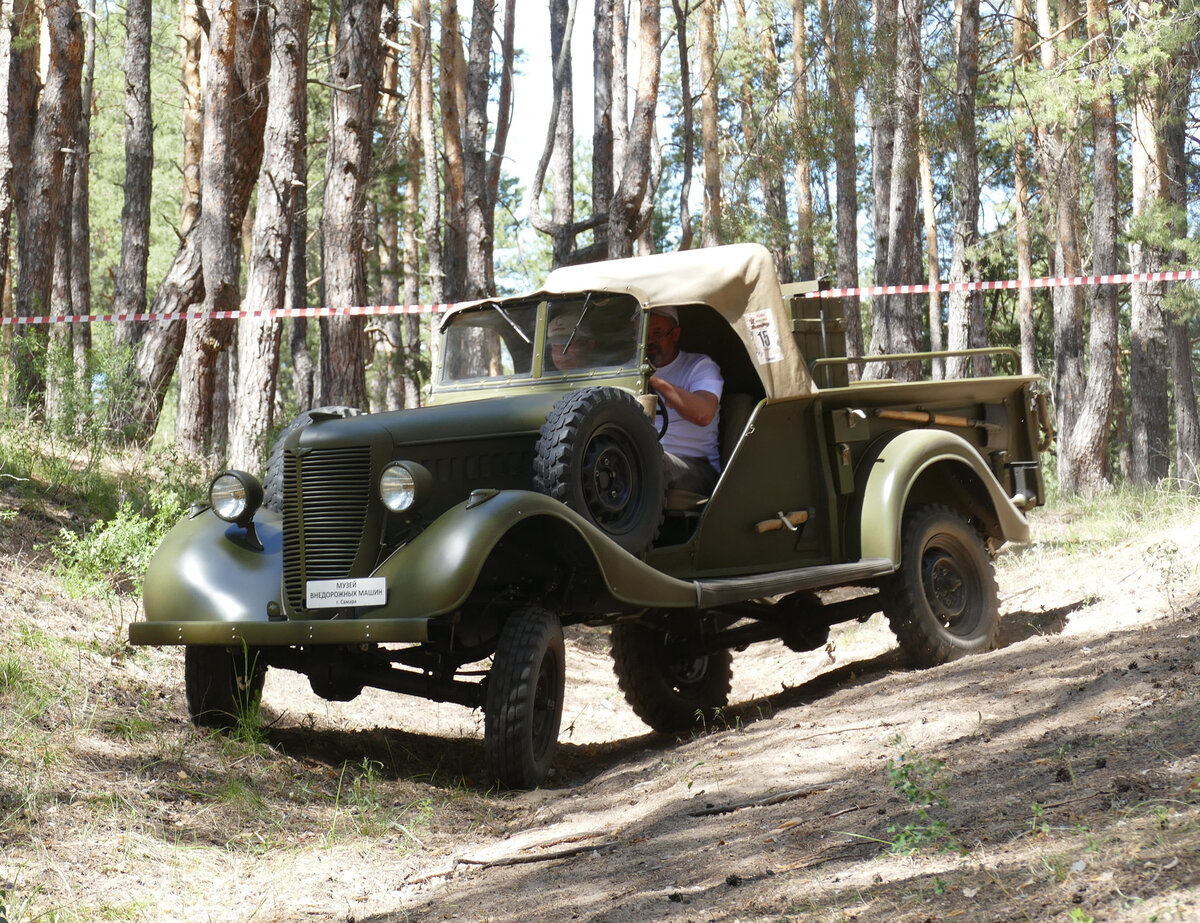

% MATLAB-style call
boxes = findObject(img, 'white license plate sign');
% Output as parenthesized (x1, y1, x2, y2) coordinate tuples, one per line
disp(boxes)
(306, 577, 386, 609)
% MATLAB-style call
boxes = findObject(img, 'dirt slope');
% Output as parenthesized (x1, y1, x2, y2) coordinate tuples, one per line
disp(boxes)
(3, 502, 1200, 922)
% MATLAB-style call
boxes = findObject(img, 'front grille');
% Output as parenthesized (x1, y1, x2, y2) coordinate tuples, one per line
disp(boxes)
(282, 446, 373, 615)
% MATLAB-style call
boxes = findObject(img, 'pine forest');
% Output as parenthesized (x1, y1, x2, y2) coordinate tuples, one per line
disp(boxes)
(0, 0, 1197, 496)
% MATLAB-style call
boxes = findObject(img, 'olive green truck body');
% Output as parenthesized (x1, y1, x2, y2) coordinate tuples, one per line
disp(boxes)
(130, 244, 1049, 788)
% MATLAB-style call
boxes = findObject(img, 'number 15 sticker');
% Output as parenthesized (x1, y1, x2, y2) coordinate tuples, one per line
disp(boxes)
(746, 310, 783, 364)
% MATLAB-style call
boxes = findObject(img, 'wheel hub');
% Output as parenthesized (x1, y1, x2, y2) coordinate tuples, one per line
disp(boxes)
(583, 429, 640, 524)
(923, 550, 967, 624)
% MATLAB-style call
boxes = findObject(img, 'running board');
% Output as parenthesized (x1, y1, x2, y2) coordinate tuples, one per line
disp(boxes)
(694, 558, 895, 608)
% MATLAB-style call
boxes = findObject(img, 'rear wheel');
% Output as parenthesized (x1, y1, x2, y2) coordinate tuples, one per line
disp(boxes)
(184, 645, 267, 730)
(484, 606, 566, 789)
(611, 621, 732, 733)
(884, 504, 999, 668)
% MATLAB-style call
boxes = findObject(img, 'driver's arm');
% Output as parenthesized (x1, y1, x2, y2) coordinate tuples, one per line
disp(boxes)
(648, 375, 719, 427)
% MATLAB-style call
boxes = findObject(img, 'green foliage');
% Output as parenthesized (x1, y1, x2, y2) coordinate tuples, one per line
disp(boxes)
(327, 758, 432, 848)
(50, 488, 187, 600)
(884, 734, 959, 854)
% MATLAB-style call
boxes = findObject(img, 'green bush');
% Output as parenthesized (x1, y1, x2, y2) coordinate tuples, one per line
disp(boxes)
(50, 488, 188, 600)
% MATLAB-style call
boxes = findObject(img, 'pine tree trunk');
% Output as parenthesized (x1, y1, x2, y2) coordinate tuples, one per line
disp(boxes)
(609, 0, 659, 258)
(792, 0, 815, 279)
(1060, 0, 1119, 496)
(867, 0, 921, 380)
(439, 0, 468, 296)
(12, 0, 81, 411)
(944, 0, 981, 381)
(918, 97, 942, 377)
(401, 2, 425, 409)
(1011, 0, 1036, 376)
(179, 0, 203, 238)
(1166, 50, 1200, 484)
(870, 0, 897, 298)
(177, 0, 242, 459)
(228, 0, 310, 471)
(118, 0, 268, 444)
(485, 0, 516, 290)
(1128, 49, 1170, 486)
(550, 0, 576, 264)
(464, 0, 495, 300)
(377, 4, 404, 413)
(824, 0, 862, 369)
(612, 0, 628, 188)
(113, 0, 153, 350)
(669, 0, 692, 251)
(318, 0, 382, 410)
(418, 0, 443, 311)
(70, 0, 94, 388)
(594, 0, 615, 253)
(0, 0, 13, 356)
(1032, 0, 1085, 486)
(698, 0, 722, 247)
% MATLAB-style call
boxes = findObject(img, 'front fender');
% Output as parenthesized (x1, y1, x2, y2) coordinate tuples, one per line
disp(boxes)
(854, 429, 1029, 563)
(371, 490, 697, 615)
(142, 508, 283, 625)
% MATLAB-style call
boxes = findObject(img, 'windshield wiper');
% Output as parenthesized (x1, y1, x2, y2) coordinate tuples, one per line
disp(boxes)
(561, 293, 593, 354)
(492, 302, 531, 345)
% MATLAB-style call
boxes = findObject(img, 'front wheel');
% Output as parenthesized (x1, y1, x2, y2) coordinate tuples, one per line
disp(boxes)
(883, 504, 999, 668)
(484, 606, 566, 789)
(611, 621, 732, 733)
(184, 645, 267, 730)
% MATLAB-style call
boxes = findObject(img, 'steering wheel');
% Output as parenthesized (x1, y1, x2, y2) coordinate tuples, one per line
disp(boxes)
(650, 388, 669, 440)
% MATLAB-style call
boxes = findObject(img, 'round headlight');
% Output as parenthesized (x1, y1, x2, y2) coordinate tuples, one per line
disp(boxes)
(209, 471, 262, 523)
(380, 462, 418, 512)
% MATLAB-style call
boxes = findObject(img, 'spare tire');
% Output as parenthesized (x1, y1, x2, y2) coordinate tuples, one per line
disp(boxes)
(263, 405, 362, 513)
(534, 387, 664, 553)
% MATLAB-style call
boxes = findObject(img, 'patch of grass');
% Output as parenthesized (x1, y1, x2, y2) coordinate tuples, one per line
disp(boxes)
(0, 873, 60, 923)
(325, 758, 432, 850)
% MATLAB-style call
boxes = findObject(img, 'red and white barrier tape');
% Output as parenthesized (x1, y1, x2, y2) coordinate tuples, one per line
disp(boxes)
(0, 303, 455, 327)
(803, 268, 1200, 299)
(2, 267, 1197, 325)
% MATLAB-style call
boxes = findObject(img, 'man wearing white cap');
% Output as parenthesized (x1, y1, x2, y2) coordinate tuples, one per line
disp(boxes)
(646, 305, 724, 494)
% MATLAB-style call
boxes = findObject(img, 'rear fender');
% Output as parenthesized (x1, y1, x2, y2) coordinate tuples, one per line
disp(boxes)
(851, 429, 1030, 563)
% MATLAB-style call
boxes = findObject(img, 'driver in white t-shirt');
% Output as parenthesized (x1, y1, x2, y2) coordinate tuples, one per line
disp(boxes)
(646, 306, 724, 495)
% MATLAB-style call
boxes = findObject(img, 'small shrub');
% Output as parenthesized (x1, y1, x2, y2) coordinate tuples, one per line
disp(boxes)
(884, 734, 959, 854)
(50, 488, 187, 600)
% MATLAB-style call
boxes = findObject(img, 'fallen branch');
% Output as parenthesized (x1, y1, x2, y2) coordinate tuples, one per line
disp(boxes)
(1039, 791, 1103, 810)
(689, 783, 829, 817)
(777, 841, 876, 871)
(398, 832, 615, 889)
(458, 842, 613, 869)
(791, 724, 883, 741)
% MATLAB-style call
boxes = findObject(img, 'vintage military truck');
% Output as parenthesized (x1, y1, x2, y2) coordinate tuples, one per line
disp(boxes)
(130, 243, 1050, 788)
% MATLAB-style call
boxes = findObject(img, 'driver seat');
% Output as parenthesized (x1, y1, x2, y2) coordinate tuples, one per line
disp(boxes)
(663, 392, 756, 511)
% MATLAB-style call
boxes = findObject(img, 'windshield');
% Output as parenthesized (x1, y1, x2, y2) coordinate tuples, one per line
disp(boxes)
(543, 293, 640, 376)
(440, 293, 642, 385)
(440, 301, 539, 383)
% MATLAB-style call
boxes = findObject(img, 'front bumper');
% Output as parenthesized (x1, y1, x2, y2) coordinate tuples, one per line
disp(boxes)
(128, 616, 429, 646)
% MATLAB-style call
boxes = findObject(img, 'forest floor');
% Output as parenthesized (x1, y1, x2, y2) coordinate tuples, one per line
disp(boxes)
(3, 487, 1200, 922)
